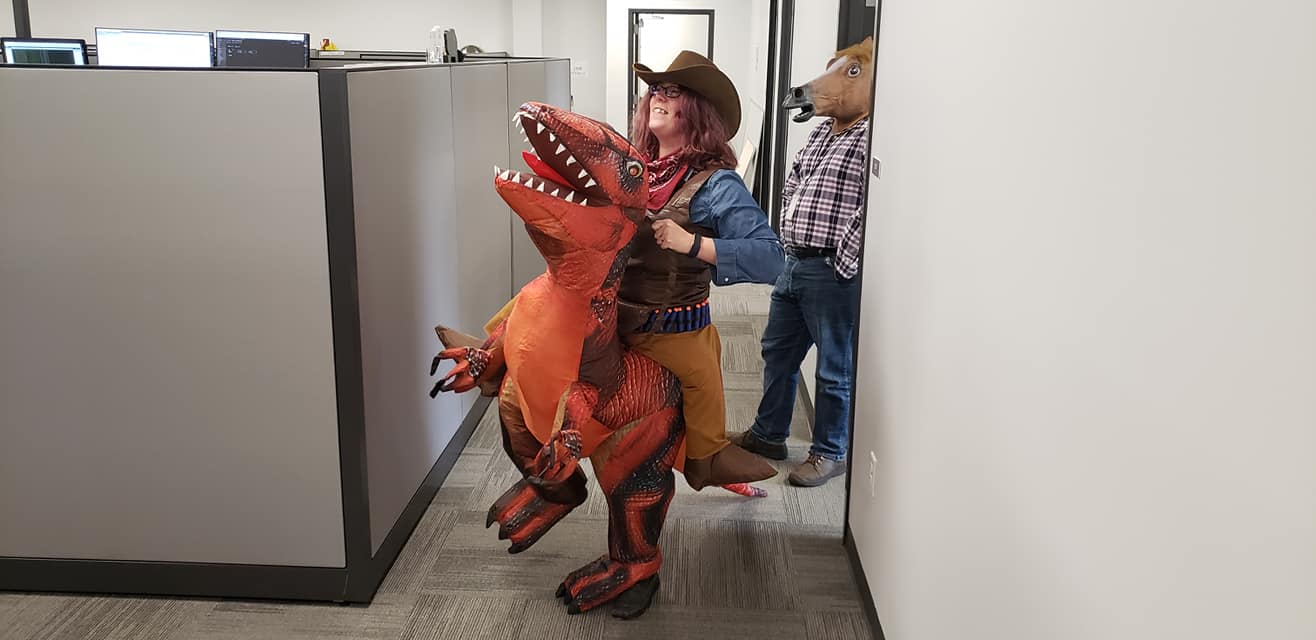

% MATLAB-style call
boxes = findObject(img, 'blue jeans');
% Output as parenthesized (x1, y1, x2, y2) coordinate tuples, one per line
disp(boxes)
(750, 255, 859, 461)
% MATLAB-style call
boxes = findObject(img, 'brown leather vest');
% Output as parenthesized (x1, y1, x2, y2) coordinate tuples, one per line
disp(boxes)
(617, 169, 717, 333)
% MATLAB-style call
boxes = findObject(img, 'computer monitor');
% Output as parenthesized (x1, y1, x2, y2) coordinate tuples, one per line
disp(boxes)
(214, 30, 309, 68)
(94, 28, 213, 67)
(1, 38, 89, 65)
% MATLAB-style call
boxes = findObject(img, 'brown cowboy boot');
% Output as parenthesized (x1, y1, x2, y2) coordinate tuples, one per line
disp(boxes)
(683, 443, 778, 490)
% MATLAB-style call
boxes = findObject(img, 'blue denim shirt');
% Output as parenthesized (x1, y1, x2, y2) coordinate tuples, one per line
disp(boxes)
(688, 169, 785, 286)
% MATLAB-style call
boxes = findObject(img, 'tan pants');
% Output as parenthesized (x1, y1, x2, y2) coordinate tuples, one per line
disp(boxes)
(623, 325, 728, 460)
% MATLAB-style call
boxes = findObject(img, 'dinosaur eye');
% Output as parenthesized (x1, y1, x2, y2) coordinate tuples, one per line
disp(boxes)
(847, 64, 861, 78)
(626, 160, 643, 178)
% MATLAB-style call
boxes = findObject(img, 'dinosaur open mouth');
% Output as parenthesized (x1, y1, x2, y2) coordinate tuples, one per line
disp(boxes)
(491, 164, 593, 207)
(493, 107, 609, 206)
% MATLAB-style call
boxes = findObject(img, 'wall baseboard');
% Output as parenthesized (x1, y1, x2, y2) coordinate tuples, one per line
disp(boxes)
(843, 524, 886, 640)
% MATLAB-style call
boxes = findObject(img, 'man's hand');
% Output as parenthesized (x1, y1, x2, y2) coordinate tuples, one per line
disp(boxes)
(652, 219, 695, 254)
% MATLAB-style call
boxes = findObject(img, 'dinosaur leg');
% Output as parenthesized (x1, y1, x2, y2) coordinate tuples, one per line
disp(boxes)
(487, 379, 586, 553)
(558, 406, 682, 617)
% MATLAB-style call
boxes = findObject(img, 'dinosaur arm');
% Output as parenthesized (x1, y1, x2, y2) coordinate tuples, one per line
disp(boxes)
(527, 382, 601, 496)
(430, 296, 517, 397)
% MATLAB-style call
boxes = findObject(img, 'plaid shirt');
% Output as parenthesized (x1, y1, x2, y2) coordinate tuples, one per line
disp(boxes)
(780, 117, 870, 279)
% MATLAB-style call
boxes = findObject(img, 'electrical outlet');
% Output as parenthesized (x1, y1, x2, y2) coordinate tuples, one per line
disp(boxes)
(868, 451, 877, 497)
(570, 63, 587, 76)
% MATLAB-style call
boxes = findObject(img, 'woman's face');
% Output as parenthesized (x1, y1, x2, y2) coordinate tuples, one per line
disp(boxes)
(647, 84, 687, 142)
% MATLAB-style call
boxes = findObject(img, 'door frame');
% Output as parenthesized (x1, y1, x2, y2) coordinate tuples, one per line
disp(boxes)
(11, 0, 31, 37)
(627, 8, 716, 135)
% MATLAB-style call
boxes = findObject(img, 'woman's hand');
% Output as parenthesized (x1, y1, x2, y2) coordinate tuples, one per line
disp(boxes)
(652, 219, 695, 254)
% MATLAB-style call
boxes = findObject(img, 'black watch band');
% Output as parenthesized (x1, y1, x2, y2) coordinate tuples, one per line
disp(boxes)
(687, 233, 703, 257)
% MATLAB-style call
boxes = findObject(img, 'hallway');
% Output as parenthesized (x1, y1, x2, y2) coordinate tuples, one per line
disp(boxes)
(0, 286, 873, 640)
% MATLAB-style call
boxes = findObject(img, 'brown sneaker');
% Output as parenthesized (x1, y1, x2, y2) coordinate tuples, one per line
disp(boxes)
(732, 431, 789, 461)
(787, 454, 846, 487)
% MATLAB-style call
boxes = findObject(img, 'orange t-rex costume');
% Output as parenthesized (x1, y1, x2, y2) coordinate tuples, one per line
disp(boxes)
(429, 102, 756, 619)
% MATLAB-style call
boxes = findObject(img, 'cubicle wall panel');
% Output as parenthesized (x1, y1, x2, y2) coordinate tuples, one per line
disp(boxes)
(449, 64, 515, 417)
(506, 60, 573, 291)
(0, 69, 345, 567)
(345, 67, 465, 555)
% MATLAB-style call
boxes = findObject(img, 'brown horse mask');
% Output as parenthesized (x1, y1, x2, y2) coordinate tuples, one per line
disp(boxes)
(784, 36, 874, 133)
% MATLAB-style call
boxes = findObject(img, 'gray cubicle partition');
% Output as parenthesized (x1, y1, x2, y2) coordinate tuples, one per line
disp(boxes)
(0, 58, 569, 603)
(507, 59, 572, 291)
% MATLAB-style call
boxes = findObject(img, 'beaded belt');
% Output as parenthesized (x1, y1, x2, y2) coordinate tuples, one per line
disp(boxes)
(640, 300, 712, 333)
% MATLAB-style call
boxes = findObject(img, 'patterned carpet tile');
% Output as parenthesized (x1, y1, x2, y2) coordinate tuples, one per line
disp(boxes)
(397, 595, 526, 640)
(601, 606, 808, 640)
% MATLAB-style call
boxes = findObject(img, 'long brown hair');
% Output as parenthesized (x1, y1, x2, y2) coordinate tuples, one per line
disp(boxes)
(630, 88, 737, 171)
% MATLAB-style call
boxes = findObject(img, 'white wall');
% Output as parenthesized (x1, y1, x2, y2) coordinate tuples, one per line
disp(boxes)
(849, 1, 1316, 638)
(2, 4, 15, 38)
(542, 0, 607, 120)
(511, 0, 543, 56)
(28, 0, 513, 52)
(605, 0, 768, 155)
(742, 0, 771, 166)
(782, 0, 839, 404)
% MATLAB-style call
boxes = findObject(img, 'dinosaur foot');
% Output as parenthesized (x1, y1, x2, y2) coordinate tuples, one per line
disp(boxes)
(486, 478, 581, 554)
(556, 554, 661, 616)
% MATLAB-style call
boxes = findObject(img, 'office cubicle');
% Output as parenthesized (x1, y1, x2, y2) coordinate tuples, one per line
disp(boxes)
(0, 57, 568, 602)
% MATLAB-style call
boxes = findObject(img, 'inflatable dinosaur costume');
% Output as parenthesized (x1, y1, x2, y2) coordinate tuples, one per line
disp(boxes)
(430, 102, 757, 619)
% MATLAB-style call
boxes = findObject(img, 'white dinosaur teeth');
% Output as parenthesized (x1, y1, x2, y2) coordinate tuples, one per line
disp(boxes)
(537, 182, 545, 192)
(556, 143, 567, 155)
(566, 156, 577, 165)
(499, 170, 511, 180)
(551, 189, 560, 197)
(536, 122, 545, 134)
(584, 178, 597, 188)
(548, 132, 557, 142)
(578, 169, 589, 179)
(565, 191, 576, 203)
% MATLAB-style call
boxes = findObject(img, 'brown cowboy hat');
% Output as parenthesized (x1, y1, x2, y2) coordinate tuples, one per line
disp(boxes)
(634, 50, 741, 138)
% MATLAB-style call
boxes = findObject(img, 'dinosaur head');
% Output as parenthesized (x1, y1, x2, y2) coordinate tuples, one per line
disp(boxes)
(494, 102, 648, 292)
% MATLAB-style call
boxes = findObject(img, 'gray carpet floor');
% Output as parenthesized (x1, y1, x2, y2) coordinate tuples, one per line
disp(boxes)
(0, 285, 872, 640)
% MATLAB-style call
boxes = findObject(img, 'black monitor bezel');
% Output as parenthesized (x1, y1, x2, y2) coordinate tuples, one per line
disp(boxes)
(212, 29, 311, 69)
(0, 37, 90, 65)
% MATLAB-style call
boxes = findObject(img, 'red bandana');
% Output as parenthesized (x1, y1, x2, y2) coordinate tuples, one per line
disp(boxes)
(646, 153, 690, 212)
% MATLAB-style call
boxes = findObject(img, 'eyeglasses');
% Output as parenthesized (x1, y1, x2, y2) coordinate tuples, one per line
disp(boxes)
(648, 83, 684, 98)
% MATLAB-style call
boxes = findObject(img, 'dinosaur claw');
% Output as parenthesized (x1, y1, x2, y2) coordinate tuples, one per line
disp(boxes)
(556, 583, 568, 600)
(567, 603, 582, 615)
(428, 381, 443, 398)
(430, 355, 440, 376)
(486, 509, 497, 528)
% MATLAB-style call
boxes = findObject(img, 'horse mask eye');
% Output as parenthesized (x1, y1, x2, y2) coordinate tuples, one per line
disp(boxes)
(847, 64, 861, 78)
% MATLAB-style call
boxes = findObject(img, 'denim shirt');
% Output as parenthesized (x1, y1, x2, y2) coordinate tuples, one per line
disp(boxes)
(688, 169, 785, 286)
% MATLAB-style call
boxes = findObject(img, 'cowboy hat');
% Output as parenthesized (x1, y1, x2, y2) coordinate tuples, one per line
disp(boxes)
(634, 50, 741, 138)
